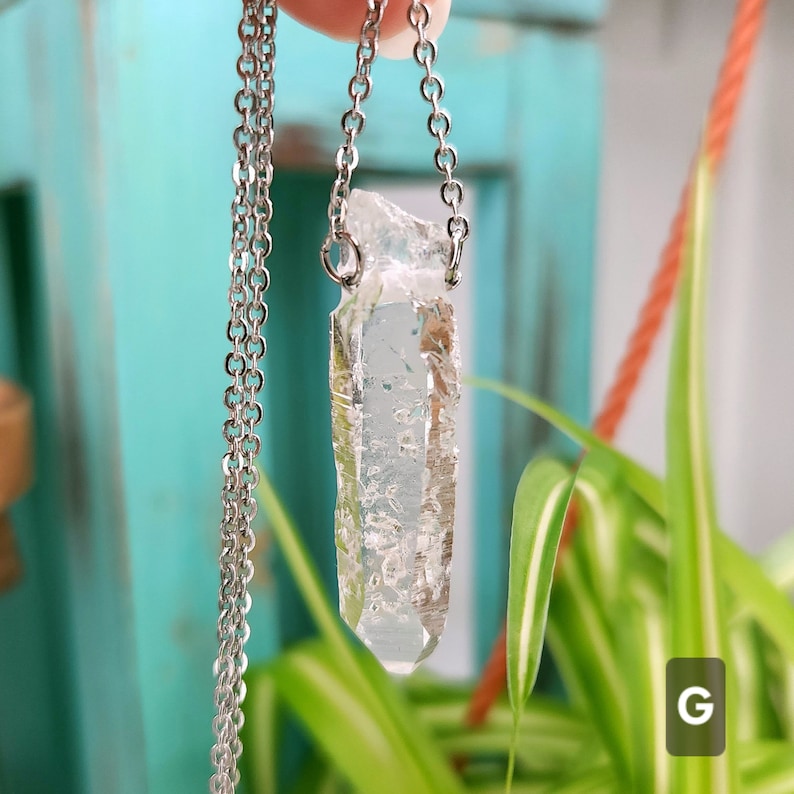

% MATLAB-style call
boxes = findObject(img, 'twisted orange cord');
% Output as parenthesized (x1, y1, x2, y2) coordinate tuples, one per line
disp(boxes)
(464, 0, 767, 730)
(593, 0, 766, 443)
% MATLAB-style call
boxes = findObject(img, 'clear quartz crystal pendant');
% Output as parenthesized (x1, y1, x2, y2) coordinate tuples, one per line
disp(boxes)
(330, 189, 460, 674)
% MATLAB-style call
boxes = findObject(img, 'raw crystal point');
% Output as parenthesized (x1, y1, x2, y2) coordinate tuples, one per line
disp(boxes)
(330, 189, 460, 674)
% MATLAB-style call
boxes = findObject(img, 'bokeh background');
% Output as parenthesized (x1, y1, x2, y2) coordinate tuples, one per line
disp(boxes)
(1, 0, 791, 791)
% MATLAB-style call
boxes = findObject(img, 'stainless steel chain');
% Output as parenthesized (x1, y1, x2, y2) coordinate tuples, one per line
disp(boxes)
(320, 0, 388, 292)
(210, 2, 276, 792)
(408, 0, 469, 288)
(321, 0, 470, 291)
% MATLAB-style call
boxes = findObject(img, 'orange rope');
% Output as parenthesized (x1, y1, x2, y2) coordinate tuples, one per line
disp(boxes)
(593, 0, 767, 443)
(464, 0, 767, 730)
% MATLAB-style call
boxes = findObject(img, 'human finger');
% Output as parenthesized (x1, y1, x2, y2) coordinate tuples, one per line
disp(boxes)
(279, 0, 448, 55)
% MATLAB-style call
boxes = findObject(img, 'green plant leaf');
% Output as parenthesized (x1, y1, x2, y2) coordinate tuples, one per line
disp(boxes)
(468, 378, 794, 666)
(740, 740, 794, 794)
(241, 668, 279, 794)
(719, 533, 794, 663)
(780, 662, 794, 742)
(288, 751, 347, 794)
(665, 154, 738, 792)
(620, 580, 670, 793)
(505, 457, 577, 790)
(730, 619, 782, 742)
(255, 471, 464, 794)
(465, 762, 616, 794)
(547, 546, 631, 784)
(759, 530, 794, 594)
(268, 639, 459, 794)
(257, 470, 351, 660)
(410, 685, 596, 775)
(465, 376, 666, 517)
(575, 451, 634, 611)
(507, 457, 576, 717)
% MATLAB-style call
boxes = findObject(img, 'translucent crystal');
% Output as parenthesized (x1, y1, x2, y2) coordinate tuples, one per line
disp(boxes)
(330, 189, 460, 674)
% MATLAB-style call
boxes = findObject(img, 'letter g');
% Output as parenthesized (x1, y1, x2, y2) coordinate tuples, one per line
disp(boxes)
(678, 685, 714, 726)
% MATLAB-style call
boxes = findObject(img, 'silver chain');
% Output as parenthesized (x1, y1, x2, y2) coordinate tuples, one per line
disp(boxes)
(320, 0, 388, 292)
(321, 0, 469, 290)
(210, 2, 276, 792)
(408, 0, 469, 288)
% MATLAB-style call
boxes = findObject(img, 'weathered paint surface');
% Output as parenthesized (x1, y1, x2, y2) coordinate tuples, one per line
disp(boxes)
(0, 0, 602, 790)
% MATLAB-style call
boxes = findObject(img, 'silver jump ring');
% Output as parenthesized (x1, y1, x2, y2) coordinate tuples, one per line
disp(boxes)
(446, 230, 464, 289)
(321, 230, 364, 292)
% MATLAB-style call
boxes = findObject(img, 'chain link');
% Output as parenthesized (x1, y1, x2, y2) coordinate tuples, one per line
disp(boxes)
(210, 2, 276, 792)
(321, 0, 387, 291)
(320, 0, 469, 290)
(408, 0, 469, 288)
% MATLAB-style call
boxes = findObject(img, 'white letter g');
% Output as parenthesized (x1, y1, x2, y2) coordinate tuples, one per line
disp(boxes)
(678, 685, 714, 726)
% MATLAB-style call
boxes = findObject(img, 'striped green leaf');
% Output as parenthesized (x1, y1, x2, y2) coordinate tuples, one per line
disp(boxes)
(665, 155, 738, 792)
(575, 452, 634, 612)
(467, 382, 794, 664)
(269, 639, 442, 794)
(255, 472, 464, 794)
(547, 546, 631, 783)
(507, 457, 576, 716)
(730, 619, 782, 742)
(410, 685, 596, 776)
(506, 457, 576, 789)
(621, 581, 669, 793)
(465, 376, 665, 517)
(719, 534, 794, 663)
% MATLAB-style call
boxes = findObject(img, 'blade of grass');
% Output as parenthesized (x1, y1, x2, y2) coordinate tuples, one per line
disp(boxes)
(665, 154, 738, 792)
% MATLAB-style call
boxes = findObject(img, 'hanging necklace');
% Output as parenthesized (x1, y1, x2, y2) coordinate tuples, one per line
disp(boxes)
(211, 1, 467, 789)
(210, 2, 276, 792)
(321, 0, 469, 674)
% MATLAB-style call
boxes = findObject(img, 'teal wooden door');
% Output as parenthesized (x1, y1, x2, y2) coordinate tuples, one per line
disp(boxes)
(0, 1, 602, 790)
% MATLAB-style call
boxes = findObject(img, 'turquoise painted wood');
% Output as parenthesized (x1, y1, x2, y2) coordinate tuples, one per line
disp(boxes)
(0, 4, 147, 792)
(454, 0, 605, 24)
(477, 32, 603, 664)
(0, 0, 602, 790)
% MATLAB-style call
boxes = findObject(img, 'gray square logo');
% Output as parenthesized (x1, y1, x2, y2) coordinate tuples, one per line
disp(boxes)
(666, 657, 725, 756)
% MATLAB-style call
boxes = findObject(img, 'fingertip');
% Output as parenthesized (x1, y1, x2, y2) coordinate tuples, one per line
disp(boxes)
(279, 0, 444, 44)
(380, 0, 450, 60)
